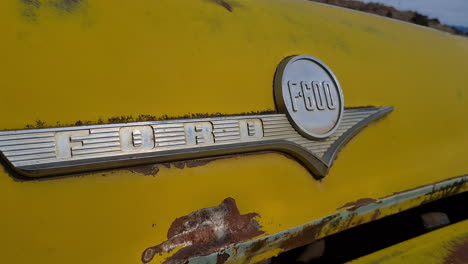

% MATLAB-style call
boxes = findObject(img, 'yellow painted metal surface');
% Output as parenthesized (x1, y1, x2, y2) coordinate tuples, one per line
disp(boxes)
(0, 0, 467, 263)
(348, 220, 468, 264)
(184, 176, 468, 263)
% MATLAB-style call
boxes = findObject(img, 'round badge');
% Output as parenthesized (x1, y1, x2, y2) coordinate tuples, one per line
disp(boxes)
(274, 55, 344, 139)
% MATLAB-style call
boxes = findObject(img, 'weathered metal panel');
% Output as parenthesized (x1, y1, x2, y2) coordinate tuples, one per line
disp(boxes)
(183, 175, 468, 263)
(0, 0, 467, 264)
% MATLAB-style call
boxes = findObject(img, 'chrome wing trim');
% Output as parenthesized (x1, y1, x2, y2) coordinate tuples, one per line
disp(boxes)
(0, 107, 392, 178)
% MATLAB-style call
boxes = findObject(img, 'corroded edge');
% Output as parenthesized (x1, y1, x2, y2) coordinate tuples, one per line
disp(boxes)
(185, 175, 468, 264)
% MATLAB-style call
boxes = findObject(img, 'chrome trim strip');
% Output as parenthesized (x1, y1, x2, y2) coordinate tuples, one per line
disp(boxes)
(0, 107, 392, 178)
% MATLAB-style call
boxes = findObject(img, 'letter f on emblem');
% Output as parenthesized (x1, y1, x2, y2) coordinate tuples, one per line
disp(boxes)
(55, 130, 90, 159)
(288, 81, 302, 112)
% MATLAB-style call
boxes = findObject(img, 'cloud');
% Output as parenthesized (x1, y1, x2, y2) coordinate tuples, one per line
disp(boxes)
(360, 0, 468, 26)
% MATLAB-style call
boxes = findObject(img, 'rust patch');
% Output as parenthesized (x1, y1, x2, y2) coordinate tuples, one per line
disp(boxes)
(169, 158, 215, 170)
(20, 0, 40, 7)
(19, 0, 86, 22)
(172, 176, 468, 263)
(160, 163, 171, 169)
(427, 180, 465, 201)
(370, 209, 381, 221)
(21, 110, 276, 130)
(246, 238, 268, 255)
(185, 159, 214, 168)
(121, 158, 215, 176)
(211, 0, 233, 12)
(337, 198, 378, 211)
(141, 197, 264, 263)
(50, 0, 83, 12)
(327, 211, 359, 232)
(444, 236, 468, 264)
(127, 164, 160, 176)
(216, 252, 230, 264)
(163, 152, 280, 171)
(279, 215, 338, 252)
(20, 0, 41, 22)
(172, 161, 185, 170)
(8, 151, 279, 182)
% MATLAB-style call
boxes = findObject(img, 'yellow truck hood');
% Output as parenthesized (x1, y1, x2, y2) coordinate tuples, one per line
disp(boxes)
(1, 0, 468, 263)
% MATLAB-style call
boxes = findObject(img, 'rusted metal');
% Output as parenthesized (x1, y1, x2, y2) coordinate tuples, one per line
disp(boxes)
(133, 152, 282, 174)
(168, 159, 216, 170)
(182, 175, 468, 264)
(278, 215, 337, 253)
(4, 151, 283, 182)
(51, 0, 83, 13)
(21, 110, 276, 130)
(444, 237, 468, 264)
(337, 198, 379, 211)
(127, 164, 160, 176)
(125, 156, 245, 176)
(212, 0, 233, 12)
(20, 0, 41, 22)
(19, 0, 85, 22)
(141, 197, 264, 264)
(216, 253, 230, 264)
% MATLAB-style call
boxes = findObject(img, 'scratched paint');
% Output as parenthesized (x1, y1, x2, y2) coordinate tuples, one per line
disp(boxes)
(142, 198, 264, 264)
(185, 175, 468, 264)
(211, 0, 233, 12)
(1, 0, 468, 263)
(121, 153, 275, 177)
(337, 198, 379, 211)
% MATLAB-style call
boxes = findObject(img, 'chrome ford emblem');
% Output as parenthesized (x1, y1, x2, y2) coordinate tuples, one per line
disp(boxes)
(274, 55, 344, 139)
(0, 55, 393, 179)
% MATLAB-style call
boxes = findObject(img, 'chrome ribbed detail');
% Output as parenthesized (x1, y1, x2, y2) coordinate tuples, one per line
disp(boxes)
(0, 132, 56, 163)
(261, 108, 380, 158)
(0, 107, 392, 178)
(153, 124, 186, 147)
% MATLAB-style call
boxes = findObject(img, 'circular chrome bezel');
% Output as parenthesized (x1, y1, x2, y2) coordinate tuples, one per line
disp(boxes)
(274, 55, 344, 140)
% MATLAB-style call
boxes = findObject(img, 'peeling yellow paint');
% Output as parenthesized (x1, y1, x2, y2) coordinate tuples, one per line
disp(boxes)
(0, 0, 467, 263)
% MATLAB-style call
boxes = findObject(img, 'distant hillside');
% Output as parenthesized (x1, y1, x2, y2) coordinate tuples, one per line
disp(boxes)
(311, 0, 467, 37)
(452, 25, 468, 34)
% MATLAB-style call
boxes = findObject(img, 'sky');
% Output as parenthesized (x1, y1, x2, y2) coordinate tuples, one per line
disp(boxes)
(360, 0, 468, 27)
